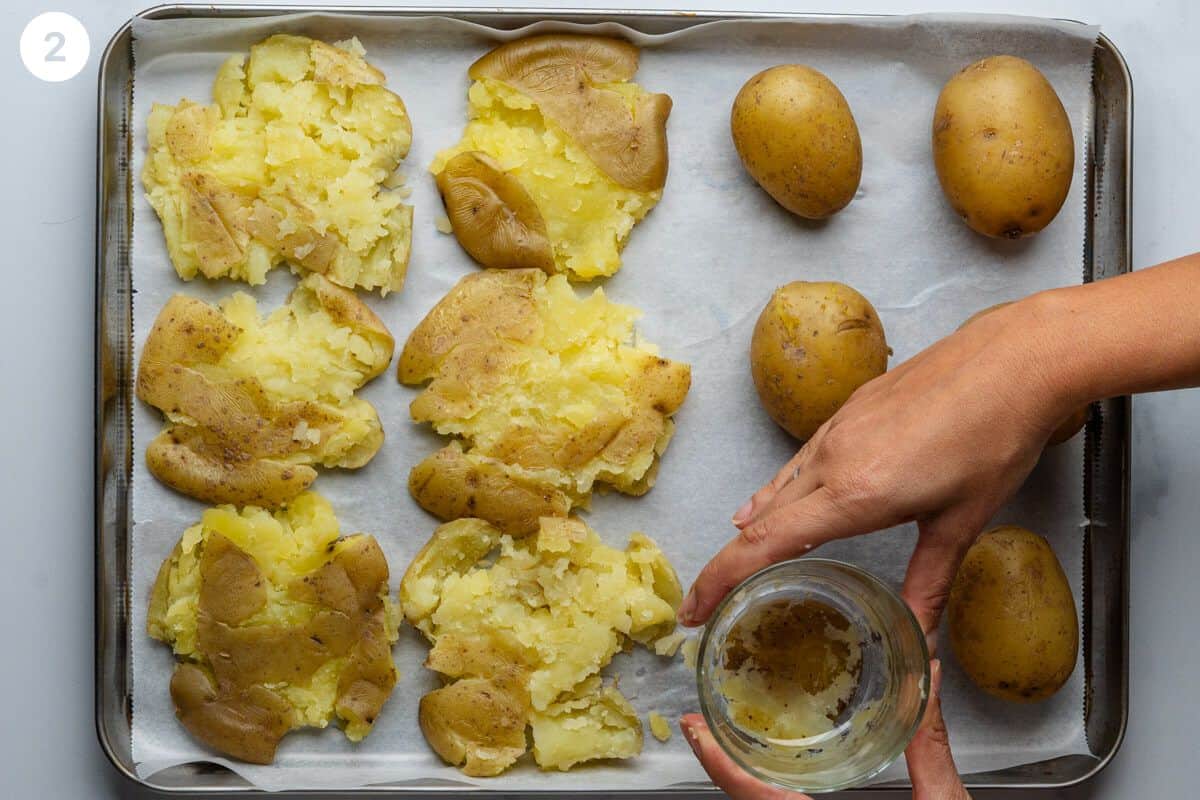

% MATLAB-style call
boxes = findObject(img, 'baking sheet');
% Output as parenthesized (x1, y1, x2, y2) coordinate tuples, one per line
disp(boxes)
(128, 11, 1100, 791)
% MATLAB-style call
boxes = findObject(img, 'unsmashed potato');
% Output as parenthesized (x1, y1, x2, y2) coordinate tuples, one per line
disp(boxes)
(399, 269, 690, 533)
(399, 516, 681, 774)
(948, 525, 1078, 703)
(932, 56, 1074, 239)
(144, 34, 413, 293)
(750, 281, 889, 440)
(138, 274, 394, 506)
(431, 35, 670, 279)
(147, 492, 401, 763)
(731, 64, 862, 219)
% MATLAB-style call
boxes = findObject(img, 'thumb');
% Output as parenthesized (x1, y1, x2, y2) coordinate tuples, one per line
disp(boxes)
(680, 714, 804, 800)
(906, 660, 970, 800)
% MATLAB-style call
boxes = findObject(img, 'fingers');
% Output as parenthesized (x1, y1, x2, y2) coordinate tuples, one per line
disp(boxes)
(733, 438, 820, 528)
(907, 660, 971, 800)
(901, 512, 980, 648)
(680, 714, 805, 800)
(680, 487, 862, 626)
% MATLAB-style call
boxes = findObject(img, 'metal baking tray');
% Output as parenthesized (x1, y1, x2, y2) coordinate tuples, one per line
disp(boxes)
(95, 4, 1132, 792)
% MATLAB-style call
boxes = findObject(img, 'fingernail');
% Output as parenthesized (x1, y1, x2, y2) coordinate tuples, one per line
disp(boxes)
(925, 630, 940, 659)
(680, 720, 700, 756)
(677, 589, 697, 625)
(930, 658, 943, 693)
(732, 499, 753, 526)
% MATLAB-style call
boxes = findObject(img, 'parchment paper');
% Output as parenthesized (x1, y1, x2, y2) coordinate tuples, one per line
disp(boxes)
(128, 12, 1099, 791)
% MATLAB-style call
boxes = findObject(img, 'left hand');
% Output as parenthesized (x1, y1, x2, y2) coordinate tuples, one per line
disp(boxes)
(680, 659, 970, 800)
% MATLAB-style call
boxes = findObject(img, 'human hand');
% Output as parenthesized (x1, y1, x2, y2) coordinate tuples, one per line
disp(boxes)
(681, 659, 970, 800)
(677, 295, 1083, 636)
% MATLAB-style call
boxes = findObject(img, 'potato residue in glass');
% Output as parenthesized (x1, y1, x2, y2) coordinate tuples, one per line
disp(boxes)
(718, 598, 863, 741)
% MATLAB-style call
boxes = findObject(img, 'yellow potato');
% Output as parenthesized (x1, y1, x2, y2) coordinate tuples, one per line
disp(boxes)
(398, 269, 690, 532)
(146, 492, 401, 763)
(137, 274, 394, 506)
(400, 515, 680, 774)
(431, 35, 670, 279)
(750, 281, 888, 440)
(143, 35, 413, 293)
(731, 65, 862, 219)
(948, 525, 1078, 703)
(932, 55, 1074, 239)
(959, 302, 1087, 444)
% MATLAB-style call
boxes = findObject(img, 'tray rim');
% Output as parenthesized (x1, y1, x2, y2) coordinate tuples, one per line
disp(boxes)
(94, 4, 1133, 793)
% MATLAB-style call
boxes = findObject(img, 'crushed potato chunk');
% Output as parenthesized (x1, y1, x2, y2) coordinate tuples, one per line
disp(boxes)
(431, 35, 669, 279)
(137, 274, 394, 507)
(400, 516, 682, 774)
(143, 34, 413, 293)
(648, 712, 673, 742)
(147, 492, 401, 764)
(399, 269, 690, 534)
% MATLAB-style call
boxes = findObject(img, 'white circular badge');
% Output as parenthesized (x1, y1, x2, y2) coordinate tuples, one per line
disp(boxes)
(20, 12, 90, 82)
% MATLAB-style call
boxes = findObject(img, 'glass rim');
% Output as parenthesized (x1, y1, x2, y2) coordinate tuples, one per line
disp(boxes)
(695, 556, 931, 794)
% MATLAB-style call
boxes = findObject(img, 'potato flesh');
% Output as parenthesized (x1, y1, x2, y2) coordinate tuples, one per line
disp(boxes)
(431, 79, 660, 279)
(137, 274, 394, 506)
(529, 677, 643, 770)
(648, 711, 672, 742)
(143, 34, 413, 293)
(399, 270, 690, 532)
(147, 492, 402, 761)
(400, 516, 681, 772)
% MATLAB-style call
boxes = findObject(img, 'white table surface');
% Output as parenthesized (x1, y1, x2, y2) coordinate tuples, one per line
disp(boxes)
(4, 0, 1194, 796)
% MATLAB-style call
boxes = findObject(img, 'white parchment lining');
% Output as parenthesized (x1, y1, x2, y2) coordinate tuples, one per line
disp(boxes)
(128, 12, 1099, 791)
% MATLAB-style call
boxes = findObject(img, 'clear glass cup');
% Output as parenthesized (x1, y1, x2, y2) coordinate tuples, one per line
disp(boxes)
(696, 558, 930, 793)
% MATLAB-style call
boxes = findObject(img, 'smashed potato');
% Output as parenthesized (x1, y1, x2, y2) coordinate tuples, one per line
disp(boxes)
(431, 35, 670, 279)
(138, 274, 394, 506)
(147, 492, 401, 763)
(398, 269, 690, 534)
(399, 516, 681, 774)
(144, 34, 413, 293)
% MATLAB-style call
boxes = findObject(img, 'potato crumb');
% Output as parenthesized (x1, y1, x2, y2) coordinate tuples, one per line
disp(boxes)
(383, 170, 408, 191)
(334, 37, 367, 57)
(648, 712, 672, 742)
(653, 630, 686, 657)
(434, 214, 454, 234)
(395, 185, 413, 199)
(681, 637, 700, 670)
(292, 420, 310, 442)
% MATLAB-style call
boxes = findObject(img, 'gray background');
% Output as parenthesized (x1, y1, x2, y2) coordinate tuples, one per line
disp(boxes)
(4, 0, 1194, 797)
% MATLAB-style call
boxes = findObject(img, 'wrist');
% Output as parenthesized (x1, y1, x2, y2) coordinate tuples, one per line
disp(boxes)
(1005, 288, 1099, 417)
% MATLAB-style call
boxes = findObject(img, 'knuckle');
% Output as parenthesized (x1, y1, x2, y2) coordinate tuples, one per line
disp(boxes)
(740, 516, 776, 547)
(829, 466, 887, 512)
(920, 713, 952, 750)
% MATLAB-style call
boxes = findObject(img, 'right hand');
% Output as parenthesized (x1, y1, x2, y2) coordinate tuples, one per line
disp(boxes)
(678, 294, 1082, 638)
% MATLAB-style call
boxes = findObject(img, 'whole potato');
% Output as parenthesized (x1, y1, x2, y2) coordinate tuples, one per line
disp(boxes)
(731, 65, 862, 219)
(750, 282, 888, 440)
(932, 55, 1074, 239)
(948, 526, 1078, 703)
(959, 302, 1088, 444)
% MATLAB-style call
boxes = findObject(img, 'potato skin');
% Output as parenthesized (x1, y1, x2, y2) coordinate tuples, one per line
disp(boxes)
(731, 65, 862, 219)
(750, 281, 888, 441)
(948, 526, 1078, 703)
(959, 301, 1087, 444)
(932, 55, 1074, 239)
